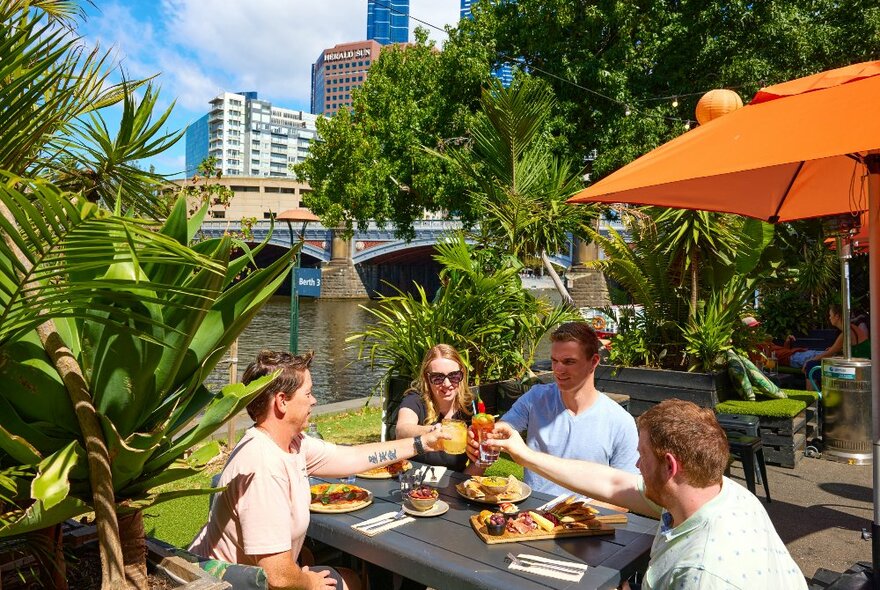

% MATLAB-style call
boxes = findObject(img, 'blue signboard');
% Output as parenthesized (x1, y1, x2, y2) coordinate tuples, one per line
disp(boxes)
(296, 268, 322, 297)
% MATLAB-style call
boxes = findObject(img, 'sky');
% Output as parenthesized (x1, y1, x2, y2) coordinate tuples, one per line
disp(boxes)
(80, 1, 463, 177)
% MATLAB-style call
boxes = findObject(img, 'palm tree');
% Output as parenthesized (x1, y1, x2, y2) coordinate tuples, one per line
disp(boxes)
(434, 78, 597, 306)
(651, 208, 740, 321)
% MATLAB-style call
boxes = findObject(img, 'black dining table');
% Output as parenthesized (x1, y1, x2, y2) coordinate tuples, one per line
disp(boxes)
(307, 463, 656, 590)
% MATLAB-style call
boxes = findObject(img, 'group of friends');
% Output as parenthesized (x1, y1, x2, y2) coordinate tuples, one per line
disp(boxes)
(189, 321, 808, 590)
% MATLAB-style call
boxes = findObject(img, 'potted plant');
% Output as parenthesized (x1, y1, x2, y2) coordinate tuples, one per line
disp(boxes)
(585, 209, 780, 414)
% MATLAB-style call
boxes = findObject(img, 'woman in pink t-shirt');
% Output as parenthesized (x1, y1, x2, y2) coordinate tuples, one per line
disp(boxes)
(190, 350, 447, 590)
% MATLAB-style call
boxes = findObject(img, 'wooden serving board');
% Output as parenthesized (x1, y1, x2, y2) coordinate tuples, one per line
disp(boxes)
(469, 515, 616, 544)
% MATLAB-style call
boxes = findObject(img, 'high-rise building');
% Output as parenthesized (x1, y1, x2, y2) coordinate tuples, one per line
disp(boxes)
(311, 40, 381, 116)
(460, 0, 514, 86)
(367, 0, 409, 45)
(184, 92, 318, 178)
(185, 114, 209, 177)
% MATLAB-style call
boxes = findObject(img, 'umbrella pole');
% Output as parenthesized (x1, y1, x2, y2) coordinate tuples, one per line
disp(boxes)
(837, 235, 853, 358)
(866, 154, 880, 589)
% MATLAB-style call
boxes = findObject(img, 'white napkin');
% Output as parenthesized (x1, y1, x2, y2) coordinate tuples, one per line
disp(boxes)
(413, 465, 446, 485)
(351, 511, 415, 537)
(508, 553, 588, 582)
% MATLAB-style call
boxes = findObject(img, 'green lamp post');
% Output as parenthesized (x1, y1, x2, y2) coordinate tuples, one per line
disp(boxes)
(277, 208, 320, 353)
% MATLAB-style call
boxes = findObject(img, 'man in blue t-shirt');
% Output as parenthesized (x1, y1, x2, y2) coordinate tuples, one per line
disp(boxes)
(467, 321, 639, 495)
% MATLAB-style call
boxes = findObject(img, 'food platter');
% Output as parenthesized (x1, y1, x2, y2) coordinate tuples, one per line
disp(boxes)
(455, 478, 532, 504)
(356, 460, 412, 479)
(403, 499, 450, 517)
(469, 514, 616, 544)
(309, 483, 373, 513)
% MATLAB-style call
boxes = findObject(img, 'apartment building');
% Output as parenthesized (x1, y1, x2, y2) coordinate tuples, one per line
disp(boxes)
(185, 91, 318, 178)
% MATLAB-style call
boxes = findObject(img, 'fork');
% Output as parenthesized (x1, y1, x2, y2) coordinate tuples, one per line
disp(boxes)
(506, 552, 585, 575)
(359, 507, 406, 531)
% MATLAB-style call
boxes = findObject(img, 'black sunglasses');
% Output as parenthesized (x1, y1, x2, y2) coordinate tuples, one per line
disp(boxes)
(427, 370, 464, 386)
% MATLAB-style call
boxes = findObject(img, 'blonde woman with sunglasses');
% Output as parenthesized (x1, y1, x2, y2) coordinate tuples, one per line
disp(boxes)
(395, 344, 476, 472)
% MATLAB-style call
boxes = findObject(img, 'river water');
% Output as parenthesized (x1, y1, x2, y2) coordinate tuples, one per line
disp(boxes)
(206, 294, 557, 405)
(205, 297, 386, 405)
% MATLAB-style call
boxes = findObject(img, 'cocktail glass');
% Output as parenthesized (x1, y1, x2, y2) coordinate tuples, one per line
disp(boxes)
(473, 413, 498, 468)
(442, 419, 468, 455)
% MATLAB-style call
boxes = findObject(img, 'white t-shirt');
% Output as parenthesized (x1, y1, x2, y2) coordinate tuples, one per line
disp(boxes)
(640, 476, 807, 589)
(189, 427, 334, 565)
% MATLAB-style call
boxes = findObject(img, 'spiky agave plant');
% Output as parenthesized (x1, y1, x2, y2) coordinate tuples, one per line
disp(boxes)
(0, 185, 290, 589)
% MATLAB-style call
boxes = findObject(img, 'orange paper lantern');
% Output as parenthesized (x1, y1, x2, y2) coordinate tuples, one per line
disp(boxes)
(695, 89, 743, 125)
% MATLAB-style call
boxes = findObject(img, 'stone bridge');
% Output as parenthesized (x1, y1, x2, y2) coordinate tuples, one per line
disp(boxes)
(199, 219, 573, 267)
(199, 219, 613, 305)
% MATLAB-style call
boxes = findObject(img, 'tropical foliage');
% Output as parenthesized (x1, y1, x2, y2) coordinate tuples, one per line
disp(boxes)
(587, 210, 777, 371)
(455, 0, 880, 179)
(348, 234, 579, 386)
(0, 2, 288, 588)
(434, 79, 597, 304)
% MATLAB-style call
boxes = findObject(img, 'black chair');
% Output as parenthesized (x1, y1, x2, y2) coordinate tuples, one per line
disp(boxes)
(726, 432, 771, 502)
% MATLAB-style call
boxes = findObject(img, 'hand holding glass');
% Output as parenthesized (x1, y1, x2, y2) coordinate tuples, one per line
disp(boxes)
(473, 413, 499, 467)
(441, 419, 468, 455)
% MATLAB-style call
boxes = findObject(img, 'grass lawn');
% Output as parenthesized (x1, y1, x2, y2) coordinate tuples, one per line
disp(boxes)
(144, 406, 523, 547)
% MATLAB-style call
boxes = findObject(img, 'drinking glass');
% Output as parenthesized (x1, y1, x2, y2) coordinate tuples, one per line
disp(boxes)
(441, 419, 468, 455)
(399, 471, 413, 495)
(473, 414, 498, 468)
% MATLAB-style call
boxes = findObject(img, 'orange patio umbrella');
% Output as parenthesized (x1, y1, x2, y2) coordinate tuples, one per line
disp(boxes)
(569, 60, 879, 575)
(570, 61, 880, 223)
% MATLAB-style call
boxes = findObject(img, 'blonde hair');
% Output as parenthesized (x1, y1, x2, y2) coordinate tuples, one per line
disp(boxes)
(405, 344, 474, 425)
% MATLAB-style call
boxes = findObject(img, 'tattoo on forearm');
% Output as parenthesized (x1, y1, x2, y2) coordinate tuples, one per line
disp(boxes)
(366, 448, 399, 465)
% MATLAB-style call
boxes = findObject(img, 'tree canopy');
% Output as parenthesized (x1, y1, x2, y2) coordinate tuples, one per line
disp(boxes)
(297, 2, 880, 235)
(294, 28, 492, 239)
(460, 0, 880, 177)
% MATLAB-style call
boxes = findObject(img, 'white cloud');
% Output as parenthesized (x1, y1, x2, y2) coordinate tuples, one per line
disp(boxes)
(81, 0, 461, 174)
(411, 0, 462, 40)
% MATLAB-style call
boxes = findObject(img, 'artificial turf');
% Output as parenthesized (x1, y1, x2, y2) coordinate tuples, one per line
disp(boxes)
(715, 389, 819, 418)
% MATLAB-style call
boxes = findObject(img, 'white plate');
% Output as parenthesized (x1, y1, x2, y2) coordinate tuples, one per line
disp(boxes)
(455, 481, 532, 504)
(403, 499, 450, 517)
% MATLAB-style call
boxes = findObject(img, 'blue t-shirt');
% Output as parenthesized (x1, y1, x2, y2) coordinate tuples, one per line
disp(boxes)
(501, 382, 640, 495)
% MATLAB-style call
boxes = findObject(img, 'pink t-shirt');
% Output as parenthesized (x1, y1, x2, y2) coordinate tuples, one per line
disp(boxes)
(189, 427, 334, 565)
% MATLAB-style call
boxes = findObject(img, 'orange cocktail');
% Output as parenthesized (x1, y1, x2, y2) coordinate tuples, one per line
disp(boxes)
(472, 412, 498, 467)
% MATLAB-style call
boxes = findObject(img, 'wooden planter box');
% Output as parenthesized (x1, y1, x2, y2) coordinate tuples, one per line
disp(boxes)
(757, 398, 819, 468)
(594, 365, 733, 417)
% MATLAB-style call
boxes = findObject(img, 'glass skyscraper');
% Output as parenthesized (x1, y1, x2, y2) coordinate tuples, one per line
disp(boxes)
(460, 0, 474, 18)
(367, 0, 409, 45)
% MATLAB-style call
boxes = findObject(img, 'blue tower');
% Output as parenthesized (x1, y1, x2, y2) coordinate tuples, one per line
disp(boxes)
(367, 0, 409, 45)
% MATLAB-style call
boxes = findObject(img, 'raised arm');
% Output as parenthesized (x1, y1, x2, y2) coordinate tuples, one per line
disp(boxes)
(488, 423, 659, 516)
(310, 428, 447, 478)
(394, 406, 433, 439)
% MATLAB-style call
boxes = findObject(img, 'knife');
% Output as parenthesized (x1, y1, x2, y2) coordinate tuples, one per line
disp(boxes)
(357, 509, 406, 531)
(509, 553, 587, 575)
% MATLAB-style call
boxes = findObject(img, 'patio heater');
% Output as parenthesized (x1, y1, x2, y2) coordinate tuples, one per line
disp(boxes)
(819, 214, 872, 465)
